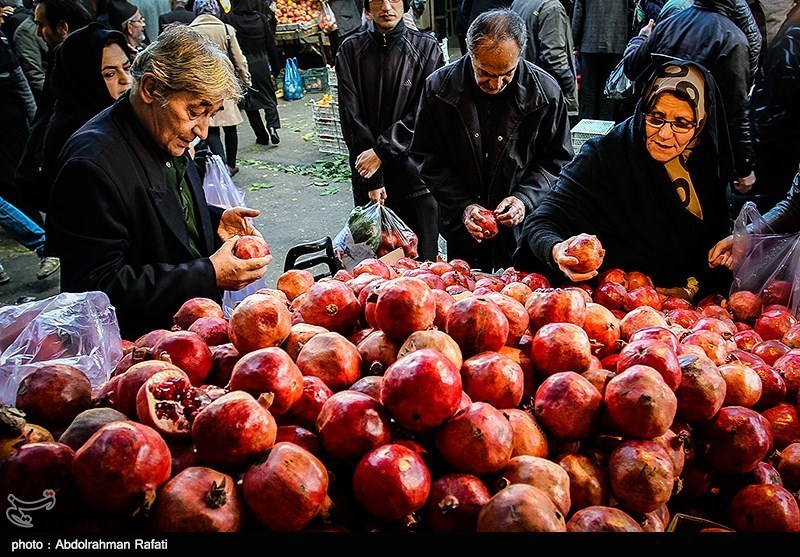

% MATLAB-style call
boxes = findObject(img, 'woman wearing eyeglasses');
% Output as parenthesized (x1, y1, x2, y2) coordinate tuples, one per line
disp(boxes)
(513, 59, 735, 301)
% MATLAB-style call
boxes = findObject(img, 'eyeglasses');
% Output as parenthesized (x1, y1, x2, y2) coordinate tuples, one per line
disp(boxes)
(130, 17, 145, 24)
(644, 114, 696, 134)
(369, 0, 403, 4)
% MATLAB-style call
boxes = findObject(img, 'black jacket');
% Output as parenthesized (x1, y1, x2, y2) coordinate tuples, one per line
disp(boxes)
(335, 21, 444, 200)
(47, 94, 225, 341)
(158, 6, 197, 34)
(412, 54, 573, 271)
(514, 60, 734, 292)
(623, 0, 753, 178)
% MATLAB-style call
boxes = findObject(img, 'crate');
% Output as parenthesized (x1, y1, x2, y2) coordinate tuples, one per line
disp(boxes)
(571, 119, 615, 153)
(327, 65, 337, 89)
(318, 134, 349, 156)
(301, 67, 328, 92)
(312, 99, 338, 121)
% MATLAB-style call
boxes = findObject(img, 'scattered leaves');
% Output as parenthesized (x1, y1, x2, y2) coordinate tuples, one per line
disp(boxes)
(248, 182, 274, 191)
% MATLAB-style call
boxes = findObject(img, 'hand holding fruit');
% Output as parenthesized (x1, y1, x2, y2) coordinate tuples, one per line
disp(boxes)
(494, 196, 526, 227)
(552, 233, 604, 282)
(462, 204, 497, 242)
(210, 236, 272, 291)
(708, 235, 733, 269)
(218, 207, 262, 242)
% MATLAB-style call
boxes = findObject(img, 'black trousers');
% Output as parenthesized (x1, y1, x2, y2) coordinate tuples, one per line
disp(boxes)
(206, 126, 239, 169)
(578, 52, 621, 122)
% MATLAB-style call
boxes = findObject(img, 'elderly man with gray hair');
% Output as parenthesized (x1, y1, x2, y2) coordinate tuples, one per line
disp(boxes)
(47, 23, 272, 341)
(411, 7, 573, 273)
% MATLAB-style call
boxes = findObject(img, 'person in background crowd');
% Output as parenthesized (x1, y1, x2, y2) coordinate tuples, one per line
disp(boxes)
(0, 0, 30, 41)
(511, 0, 578, 125)
(107, 0, 147, 53)
(0, 13, 59, 283)
(412, 8, 573, 272)
(10, 0, 48, 103)
(336, 0, 445, 262)
(571, 0, 630, 122)
(47, 24, 272, 340)
(42, 22, 132, 201)
(623, 0, 755, 217)
(454, 0, 471, 55)
(190, 0, 250, 176)
(735, 3, 800, 215)
(223, 0, 280, 146)
(747, 0, 795, 57)
(326, 0, 364, 58)
(158, 0, 194, 33)
(13, 0, 91, 222)
(130, 0, 169, 43)
(515, 61, 735, 301)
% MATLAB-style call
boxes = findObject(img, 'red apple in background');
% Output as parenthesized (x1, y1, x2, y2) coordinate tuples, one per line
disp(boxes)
(234, 235, 270, 259)
(564, 233, 605, 273)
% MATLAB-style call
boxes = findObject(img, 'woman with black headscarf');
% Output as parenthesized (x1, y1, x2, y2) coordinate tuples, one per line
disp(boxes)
(514, 60, 735, 301)
(223, 0, 281, 146)
(42, 21, 132, 199)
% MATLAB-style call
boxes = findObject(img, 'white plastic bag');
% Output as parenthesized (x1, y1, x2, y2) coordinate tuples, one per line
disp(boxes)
(201, 153, 268, 317)
(0, 291, 123, 404)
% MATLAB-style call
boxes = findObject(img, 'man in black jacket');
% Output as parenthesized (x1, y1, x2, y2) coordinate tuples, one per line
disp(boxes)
(158, 0, 194, 35)
(623, 0, 756, 208)
(411, 8, 573, 272)
(335, 0, 445, 262)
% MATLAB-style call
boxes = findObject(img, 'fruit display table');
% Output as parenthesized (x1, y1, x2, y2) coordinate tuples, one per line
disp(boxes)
(275, 20, 330, 65)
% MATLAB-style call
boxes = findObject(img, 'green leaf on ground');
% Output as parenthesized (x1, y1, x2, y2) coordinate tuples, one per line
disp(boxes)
(248, 182, 274, 190)
(320, 187, 339, 196)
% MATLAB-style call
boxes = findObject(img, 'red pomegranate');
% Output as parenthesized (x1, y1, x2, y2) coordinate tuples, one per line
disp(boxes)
(622, 286, 662, 312)
(476, 484, 566, 532)
(500, 282, 533, 305)
(608, 439, 675, 514)
(773, 349, 800, 399)
(187, 316, 230, 346)
(529, 322, 592, 377)
(228, 293, 293, 355)
(581, 303, 621, 358)
(627, 271, 654, 290)
(680, 329, 728, 366)
(563, 233, 605, 273)
(503, 407, 548, 458)
(353, 257, 393, 279)
(665, 308, 700, 328)
(242, 442, 329, 532)
(207, 343, 240, 387)
(357, 330, 401, 376)
(15, 363, 92, 432)
(734, 329, 764, 351)
(282, 323, 328, 362)
(274, 425, 322, 458)
(352, 443, 432, 523)
(752, 363, 788, 409)
(423, 473, 492, 532)
(728, 290, 763, 323)
(276, 375, 333, 431)
(460, 351, 524, 410)
(727, 484, 800, 532)
(674, 353, 727, 422)
(567, 506, 643, 532)
(315, 390, 392, 463)
(752, 339, 792, 366)
(525, 287, 587, 331)
(295, 332, 362, 392)
(630, 326, 681, 353)
(173, 297, 224, 330)
(431, 288, 456, 330)
(435, 402, 514, 475)
(233, 234, 270, 258)
(191, 390, 277, 471)
(604, 365, 677, 439)
(71, 421, 171, 515)
(619, 306, 669, 341)
(533, 371, 602, 440)
(151, 330, 213, 386)
(763, 280, 793, 307)
(373, 277, 436, 340)
(445, 296, 509, 357)
(380, 348, 463, 431)
(755, 308, 798, 341)
(135, 368, 209, 437)
(482, 292, 530, 346)
(521, 272, 551, 291)
(760, 402, 800, 450)
(498, 346, 537, 404)
(397, 329, 463, 369)
(782, 324, 800, 348)
(151, 466, 243, 532)
(276, 269, 315, 302)
(112, 359, 183, 418)
(718, 361, 763, 407)
(704, 405, 773, 474)
(227, 347, 303, 416)
(296, 280, 362, 336)
(348, 375, 384, 400)
(557, 452, 610, 511)
(617, 339, 682, 391)
(775, 443, 800, 491)
(592, 281, 627, 312)
(496, 455, 571, 516)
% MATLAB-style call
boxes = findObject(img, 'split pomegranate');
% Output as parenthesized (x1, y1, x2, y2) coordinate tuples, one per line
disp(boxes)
(136, 368, 209, 437)
(112, 359, 182, 418)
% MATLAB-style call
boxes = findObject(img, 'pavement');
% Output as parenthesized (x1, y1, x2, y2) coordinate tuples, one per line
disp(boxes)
(0, 90, 356, 308)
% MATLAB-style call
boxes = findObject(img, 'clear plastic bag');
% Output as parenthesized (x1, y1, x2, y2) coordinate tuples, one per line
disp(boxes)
(0, 291, 123, 404)
(319, 1, 338, 34)
(730, 201, 800, 312)
(332, 202, 418, 270)
(604, 58, 634, 101)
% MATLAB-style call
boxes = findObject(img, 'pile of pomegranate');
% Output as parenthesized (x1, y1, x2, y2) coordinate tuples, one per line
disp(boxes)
(3, 259, 800, 533)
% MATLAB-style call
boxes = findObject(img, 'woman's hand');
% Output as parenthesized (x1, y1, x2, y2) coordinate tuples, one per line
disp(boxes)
(708, 235, 734, 269)
(210, 236, 272, 291)
(218, 207, 262, 242)
(552, 237, 599, 282)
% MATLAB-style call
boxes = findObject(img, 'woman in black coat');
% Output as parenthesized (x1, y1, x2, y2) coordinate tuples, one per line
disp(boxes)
(224, 0, 281, 145)
(514, 60, 735, 301)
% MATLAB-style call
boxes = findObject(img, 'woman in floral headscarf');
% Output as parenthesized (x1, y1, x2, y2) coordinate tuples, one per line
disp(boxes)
(514, 59, 735, 301)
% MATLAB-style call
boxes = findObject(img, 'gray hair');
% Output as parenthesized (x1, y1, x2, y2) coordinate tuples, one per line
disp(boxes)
(131, 23, 241, 105)
(466, 8, 527, 55)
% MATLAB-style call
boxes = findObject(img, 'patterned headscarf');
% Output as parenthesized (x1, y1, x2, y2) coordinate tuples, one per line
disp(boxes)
(642, 63, 709, 220)
(194, 0, 221, 16)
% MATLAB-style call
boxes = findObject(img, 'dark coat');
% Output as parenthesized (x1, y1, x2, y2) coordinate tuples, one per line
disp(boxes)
(47, 94, 225, 341)
(158, 6, 197, 34)
(328, 0, 364, 38)
(514, 60, 734, 293)
(335, 20, 444, 200)
(623, 0, 753, 178)
(411, 54, 573, 272)
(223, 7, 280, 109)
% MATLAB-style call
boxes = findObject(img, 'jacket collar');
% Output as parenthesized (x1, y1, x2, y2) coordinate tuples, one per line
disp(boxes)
(367, 18, 406, 46)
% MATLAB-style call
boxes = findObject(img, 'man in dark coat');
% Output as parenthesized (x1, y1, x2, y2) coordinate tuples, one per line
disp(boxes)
(47, 24, 271, 340)
(158, 0, 195, 34)
(411, 8, 573, 272)
(623, 0, 755, 209)
(335, 0, 445, 262)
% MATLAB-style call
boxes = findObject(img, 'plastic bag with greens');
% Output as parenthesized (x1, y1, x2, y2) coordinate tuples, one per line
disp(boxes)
(332, 202, 382, 271)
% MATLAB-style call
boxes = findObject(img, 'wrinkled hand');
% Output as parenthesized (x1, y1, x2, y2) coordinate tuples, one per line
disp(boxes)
(368, 187, 387, 205)
(552, 236, 599, 282)
(708, 235, 734, 269)
(355, 149, 382, 179)
(639, 19, 655, 37)
(494, 196, 526, 227)
(462, 203, 491, 242)
(218, 207, 262, 242)
(733, 171, 756, 194)
(210, 236, 272, 291)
